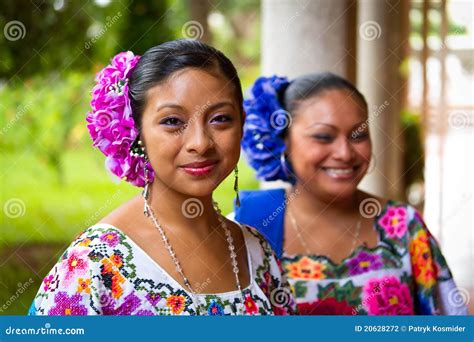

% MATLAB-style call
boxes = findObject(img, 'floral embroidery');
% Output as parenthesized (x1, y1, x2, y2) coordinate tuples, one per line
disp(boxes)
(347, 251, 383, 276)
(362, 276, 414, 315)
(298, 298, 353, 315)
(43, 275, 54, 292)
(30, 225, 297, 316)
(280, 200, 464, 315)
(77, 278, 91, 294)
(100, 231, 120, 247)
(285, 256, 326, 280)
(59, 249, 89, 287)
(48, 292, 87, 316)
(166, 295, 186, 315)
(244, 295, 258, 314)
(101, 257, 125, 299)
(378, 206, 408, 238)
(207, 301, 224, 316)
(145, 292, 161, 306)
(410, 230, 436, 288)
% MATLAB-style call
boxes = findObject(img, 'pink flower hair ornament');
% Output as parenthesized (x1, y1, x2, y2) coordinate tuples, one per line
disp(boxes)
(86, 51, 154, 187)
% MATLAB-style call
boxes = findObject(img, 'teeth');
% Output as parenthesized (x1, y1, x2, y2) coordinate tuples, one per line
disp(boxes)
(324, 168, 355, 176)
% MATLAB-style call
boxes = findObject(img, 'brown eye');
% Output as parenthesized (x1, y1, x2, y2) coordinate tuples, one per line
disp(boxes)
(211, 114, 232, 124)
(160, 117, 183, 126)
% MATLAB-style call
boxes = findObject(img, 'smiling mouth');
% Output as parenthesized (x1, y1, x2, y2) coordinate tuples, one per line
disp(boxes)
(321, 166, 360, 179)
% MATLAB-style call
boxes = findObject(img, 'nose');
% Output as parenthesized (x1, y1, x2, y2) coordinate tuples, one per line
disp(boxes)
(183, 121, 214, 154)
(333, 137, 355, 162)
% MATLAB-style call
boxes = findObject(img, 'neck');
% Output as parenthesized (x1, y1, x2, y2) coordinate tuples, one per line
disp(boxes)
(145, 179, 220, 237)
(290, 183, 360, 218)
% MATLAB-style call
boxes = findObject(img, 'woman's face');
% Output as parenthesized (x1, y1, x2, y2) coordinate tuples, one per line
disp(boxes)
(285, 89, 371, 201)
(140, 67, 243, 197)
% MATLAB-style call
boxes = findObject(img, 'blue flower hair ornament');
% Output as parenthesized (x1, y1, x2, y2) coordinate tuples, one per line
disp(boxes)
(242, 75, 295, 183)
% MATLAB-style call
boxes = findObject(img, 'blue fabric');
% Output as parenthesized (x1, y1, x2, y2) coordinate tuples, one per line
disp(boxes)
(234, 189, 286, 258)
(27, 302, 36, 315)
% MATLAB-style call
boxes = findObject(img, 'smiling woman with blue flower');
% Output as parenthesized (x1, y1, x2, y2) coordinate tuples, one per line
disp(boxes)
(234, 72, 467, 316)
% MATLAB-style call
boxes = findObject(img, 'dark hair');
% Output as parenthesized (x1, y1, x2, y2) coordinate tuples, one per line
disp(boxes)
(128, 39, 243, 132)
(278, 72, 367, 115)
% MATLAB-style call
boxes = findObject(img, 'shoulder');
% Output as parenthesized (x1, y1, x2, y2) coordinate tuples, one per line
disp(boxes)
(240, 223, 278, 261)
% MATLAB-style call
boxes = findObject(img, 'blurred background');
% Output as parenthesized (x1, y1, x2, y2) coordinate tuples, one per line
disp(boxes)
(0, 0, 472, 315)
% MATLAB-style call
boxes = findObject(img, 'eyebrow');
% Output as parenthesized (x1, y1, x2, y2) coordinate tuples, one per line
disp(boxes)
(306, 120, 368, 130)
(156, 101, 235, 113)
(306, 122, 337, 130)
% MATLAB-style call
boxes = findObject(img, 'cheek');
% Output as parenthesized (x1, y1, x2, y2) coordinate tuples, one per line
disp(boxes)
(214, 129, 241, 162)
(288, 137, 330, 168)
(353, 142, 372, 163)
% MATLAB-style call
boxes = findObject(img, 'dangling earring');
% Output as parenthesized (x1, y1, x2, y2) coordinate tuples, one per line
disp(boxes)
(233, 166, 240, 207)
(143, 163, 151, 217)
(130, 136, 150, 216)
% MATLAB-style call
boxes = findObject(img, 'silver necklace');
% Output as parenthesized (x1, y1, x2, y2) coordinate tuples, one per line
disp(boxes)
(143, 197, 246, 315)
(286, 194, 362, 260)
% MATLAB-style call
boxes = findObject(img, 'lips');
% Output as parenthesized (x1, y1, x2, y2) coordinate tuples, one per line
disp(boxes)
(180, 160, 219, 176)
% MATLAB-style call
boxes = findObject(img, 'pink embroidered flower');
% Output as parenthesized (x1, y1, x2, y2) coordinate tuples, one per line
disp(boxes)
(42, 274, 54, 291)
(100, 231, 120, 247)
(59, 248, 89, 287)
(378, 206, 408, 238)
(362, 276, 414, 315)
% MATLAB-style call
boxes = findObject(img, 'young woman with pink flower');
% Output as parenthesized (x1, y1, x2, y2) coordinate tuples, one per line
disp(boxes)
(233, 73, 467, 315)
(28, 40, 296, 316)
